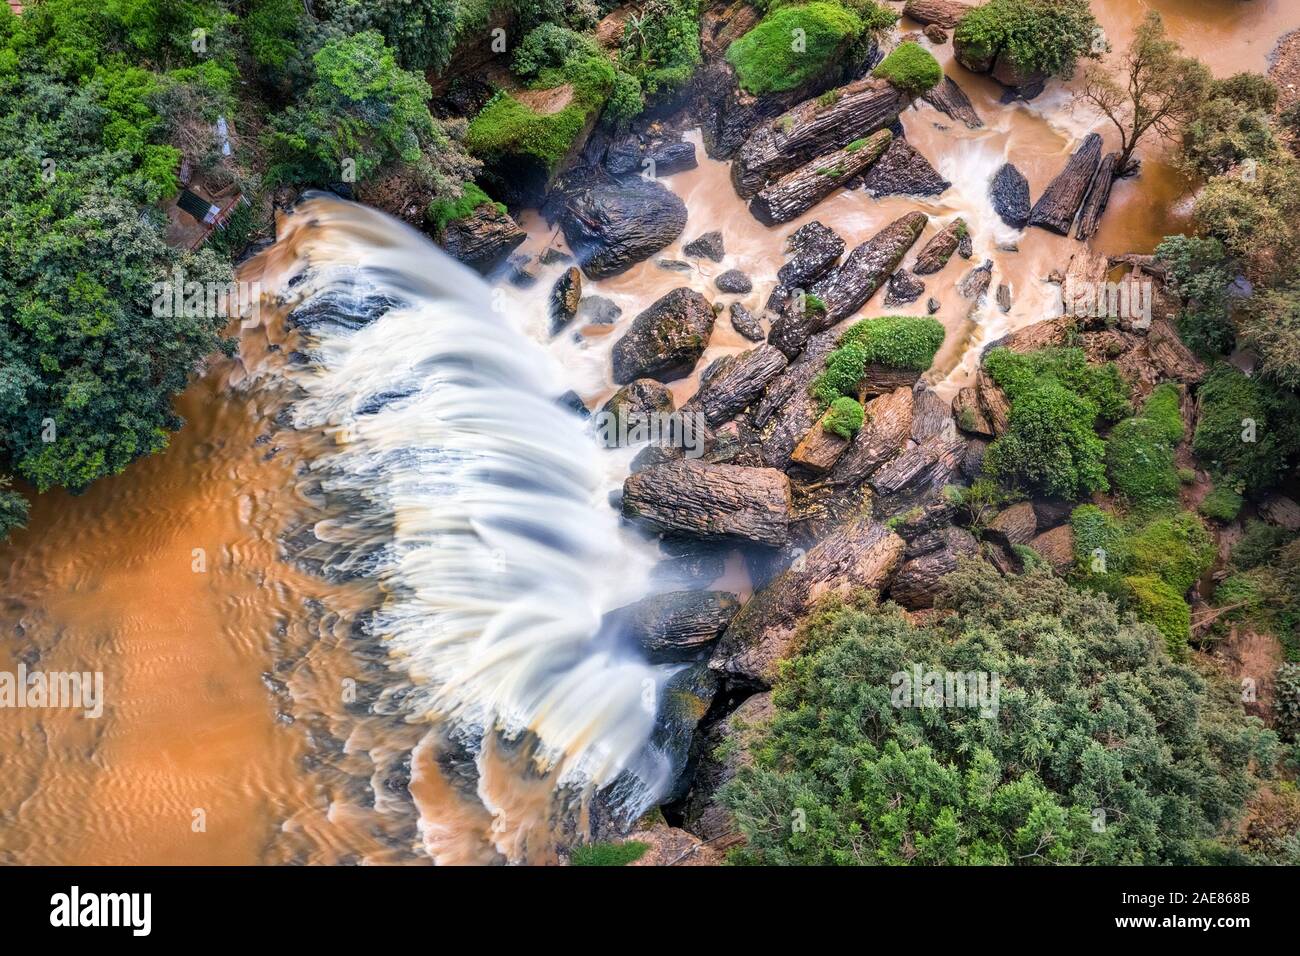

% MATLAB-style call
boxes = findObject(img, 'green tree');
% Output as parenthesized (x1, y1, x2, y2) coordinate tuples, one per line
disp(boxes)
(720, 564, 1276, 864)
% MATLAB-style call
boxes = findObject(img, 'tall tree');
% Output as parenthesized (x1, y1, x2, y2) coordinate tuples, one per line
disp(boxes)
(1077, 11, 1211, 176)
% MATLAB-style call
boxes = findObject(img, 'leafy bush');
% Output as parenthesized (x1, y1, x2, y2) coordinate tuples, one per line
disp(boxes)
(245, 0, 304, 70)
(1155, 235, 1236, 357)
(1231, 520, 1288, 571)
(315, 0, 459, 73)
(1192, 157, 1300, 283)
(1104, 384, 1184, 510)
(872, 41, 942, 95)
(810, 317, 945, 404)
(618, 0, 704, 97)
(719, 563, 1277, 864)
(569, 840, 649, 866)
(1276, 664, 1300, 743)
(824, 396, 865, 438)
(0, 477, 30, 542)
(1180, 72, 1278, 179)
(512, 24, 599, 80)
(726, 2, 867, 95)
(1128, 512, 1215, 595)
(1241, 287, 1300, 390)
(983, 347, 1130, 422)
(1193, 363, 1300, 494)
(1198, 484, 1244, 523)
(1070, 504, 1130, 579)
(1123, 574, 1192, 655)
(953, 0, 1100, 80)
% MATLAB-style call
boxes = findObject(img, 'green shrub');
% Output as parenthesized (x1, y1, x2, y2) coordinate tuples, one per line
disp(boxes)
(726, 3, 867, 95)
(824, 396, 865, 438)
(1124, 574, 1192, 655)
(1070, 504, 1130, 577)
(1275, 664, 1300, 743)
(953, 0, 1100, 80)
(985, 382, 1108, 499)
(1155, 235, 1236, 357)
(1231, 520, 1288, 571)
(810, 317, 945, 404)
(1104, 385, 1184, 510)
(246, 0, 304, 70)
(983, 348, 1129, 423)
(512, 24, 599, 80)
(1241, 287, 1300, 390)
(872, 41, 942, 94)
(618, 0, 704, 98)
(1193, 363, 1300, 494)
(569, 840, 649, 866)
(427, 182, 506, 232)
(1199, 484, 1244, 523)
(0, 477, 29, 542)
(1128, 512, 1215, 594)
(718, 563, 1277, 864)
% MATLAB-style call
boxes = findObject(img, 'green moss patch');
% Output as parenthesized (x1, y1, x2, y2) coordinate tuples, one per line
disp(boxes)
(810, 316, 945, 404)
(726, 3, 869, 96)
(872, 41, 942, 95)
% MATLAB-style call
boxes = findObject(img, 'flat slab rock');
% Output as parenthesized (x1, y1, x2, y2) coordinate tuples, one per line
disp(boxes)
(710, 518, 905, 684)
(622, 460, 792, 546)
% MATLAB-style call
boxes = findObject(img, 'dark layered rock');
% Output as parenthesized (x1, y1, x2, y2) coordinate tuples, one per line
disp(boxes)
(548, 266, 582, 335)
(608, 590, 741, 662)
(749, 129, 893, 224)
(622, 460, 792, 546)
(559, 178, 688, 279)
(652, 551, 727, 589)
(884, 269, 926, 306)
(686, 344, 789, 425)
(770, 211, 928, 357)
(953, 386, 993, 436)
(612, 288, 716, 384)
(776, 221, 845, 289)
(710, 518, 905, 684)
(1028, 133, 1103, 235)
(731, 78, 907, 198)
(976, 370, 1010, 435)
(681, 691, 773, 847)
(910, 384, 955, 444)
(996, 282, 1012, 312)
(912, 218, 968, 275)
(578, 294, 622, 325)
(1259, 493, 1300, 531)
(920, 76, 977, 130)
(868, 433, 967, 514)
(286, 280, 403, 332)
(891, 526, 979, 609)
(985, 501, 1039, 548)
(729, 302, 765, 341)
(861, 138, 950, 198)
(1027, 524, 1075, 572)
(651, 663, 721, 802)
(599, 378, 676, 423)
(904, 0, 972, 28)
(648, 139, 698, 176)
(1075, 151, 1119, 241)
(752, 331, 840, 470)
(990, 163, 1031, 229)
(827, 386, 914, 487)
(715, 269, 753, 294)
(684, 230, 726, 262)
(437, 204, 526, 273)
(957, 258, 994, 301)
(989, 316, 1074, 355)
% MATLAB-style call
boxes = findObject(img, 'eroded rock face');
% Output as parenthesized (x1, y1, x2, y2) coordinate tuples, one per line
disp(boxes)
(548, 266, 582, 335)
(622, 460, 792, 546)
(612, 287, 716, 384)
(922, 76, 983, 129)
(710, 518, 905, 685)
(729, 302, 765, 341)
(861, 138, 950, 198)
(749, 129, 893, 225)
(777, 221, 845, 289)
(600, 379, 676, 422)
(686, 344, 789, 426)
(990, 163, 1031, 229)
(684, 229, 726, 261)
(891, 526, 979, 609)
(560, 178, 688, 279)
(607, 590, 741, 663)
(912, 218, 968, 275)
(904, 0, 972, 28)
(1028, 133, 1103, 235)
(715, 269, 753, 294)
(681, 691, 773, 848)
(884, 269, 926, 306)
(437, 204, 526, 273)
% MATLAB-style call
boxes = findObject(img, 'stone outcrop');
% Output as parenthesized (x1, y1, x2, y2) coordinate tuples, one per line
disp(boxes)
(1076, 151, 1118, 241)
(921, 75, 983, 128)
(891, 526, 979, 609)
(912, 218, 968, 275)
(437, 204, 526, 273)
(990, 162, 1031, 229)
(612, 287, 716, 384)
(686, 344, 789, 425)
(730, 78, 907, 197)
(1028, 133, 1103, 235)
(559, 178, 688, 279)
(752, 331, 841, 470)
(684, 230, 725, 261)
(749, 129, 892, 224)
(681, 691, 773, 848)
(729, 302, 765, 341)
(622, 461, 792, 546)
(710, 518, 905, 684)
(548, 266, 582, 335)
(827, 386, 915, 487)
(600, 379, 676, 423)
(861, 138, 950, 198)
(608, 590, 741, 662)
(776, 221, 845, 289)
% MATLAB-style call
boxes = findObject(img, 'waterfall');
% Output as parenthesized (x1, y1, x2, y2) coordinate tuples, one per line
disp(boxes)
(272, 196, 674, 837)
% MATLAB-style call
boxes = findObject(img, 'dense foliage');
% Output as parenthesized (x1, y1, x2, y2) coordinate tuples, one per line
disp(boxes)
(811, 317, 946, 404)
(1192, 364, 1300, 495)
(953, 0, 1100, 80)
(982, 348, 1128, 499)
(726, 2, 871, 95)
(871, 41, 942, 95)
(720, 564, 1276, 864)
(1154, 235, 1235, 356)
(1104, 383, 1184, 510)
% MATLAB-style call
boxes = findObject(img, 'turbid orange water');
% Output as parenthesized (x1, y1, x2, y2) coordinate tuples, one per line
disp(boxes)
(0, 1, 1292, 864)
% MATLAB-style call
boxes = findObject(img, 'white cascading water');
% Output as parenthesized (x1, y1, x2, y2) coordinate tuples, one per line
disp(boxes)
(277, 197, 674, 827)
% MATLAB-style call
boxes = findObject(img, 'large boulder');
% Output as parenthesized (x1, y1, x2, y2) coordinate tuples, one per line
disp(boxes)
(559, 178, 688, 279)
(437, 204, 526, 273)
(680, 691, 774, 848)
(776, 220, 845, 289)
(827, 386, 915, 487)
(861, 138, 950, 198)
(612, 288, 716, 384)
(912, 218, 969, 275)
(749, 129, 893, 225)
(548, 266, 582, 335)
(921, 75, 983, 128)
(904, 0, 972, 28)
(622, 460, 792, 546)
(990, 163, 1031, 229)
(1028, 133, 1103, 235)
(607, 590, 741, 662)
(710, 518, 905, 684)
